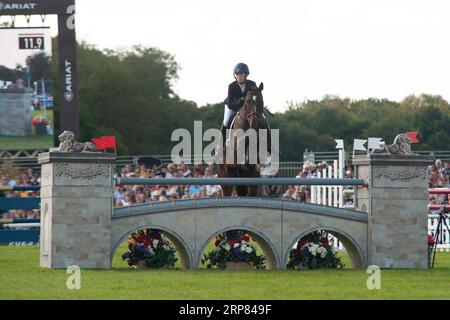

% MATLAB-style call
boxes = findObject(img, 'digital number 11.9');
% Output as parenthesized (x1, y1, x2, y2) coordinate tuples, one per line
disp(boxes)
(19, 37, 44, 50)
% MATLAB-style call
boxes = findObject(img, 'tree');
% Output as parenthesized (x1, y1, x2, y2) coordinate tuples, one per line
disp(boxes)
(0, 65, 17, 82)
(48, 39, 450, 159)
(26, 52, 51, 83)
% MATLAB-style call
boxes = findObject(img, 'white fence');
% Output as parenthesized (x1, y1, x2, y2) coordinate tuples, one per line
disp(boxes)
(310, 159, 348, 208)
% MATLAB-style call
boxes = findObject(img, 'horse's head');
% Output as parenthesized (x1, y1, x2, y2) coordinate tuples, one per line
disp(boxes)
(242, 82, 264, 129)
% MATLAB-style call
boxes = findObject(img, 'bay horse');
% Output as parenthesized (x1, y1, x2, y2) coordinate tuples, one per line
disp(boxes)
(217, 82, 269, 197)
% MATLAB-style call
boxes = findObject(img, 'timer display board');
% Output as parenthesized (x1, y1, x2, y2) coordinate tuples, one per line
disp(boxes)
(19, 34, 45, 50)
(0, 27, 54, 149)
(0, 27, 52, 69)
(0, 0, 79, 142)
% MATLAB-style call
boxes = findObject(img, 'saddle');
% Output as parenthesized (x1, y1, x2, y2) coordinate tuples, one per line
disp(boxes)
(228, 111, 271, 137)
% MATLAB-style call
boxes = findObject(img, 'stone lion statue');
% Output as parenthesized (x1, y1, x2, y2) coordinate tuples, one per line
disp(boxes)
(57, 130, 100, 153)
(372, 133, 415, 155)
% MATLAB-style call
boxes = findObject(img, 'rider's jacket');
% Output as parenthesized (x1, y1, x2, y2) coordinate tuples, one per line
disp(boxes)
(224, 79, 257, 112)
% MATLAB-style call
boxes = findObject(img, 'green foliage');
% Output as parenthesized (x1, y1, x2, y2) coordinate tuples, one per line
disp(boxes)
(0, 65, 18, 82)
(26, 52, 51, 83)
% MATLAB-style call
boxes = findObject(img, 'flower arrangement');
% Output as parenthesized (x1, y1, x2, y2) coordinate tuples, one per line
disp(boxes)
(428, 234, 435, 268)
(31, 116, 49, 126)
(122, 229, 178, 269)
(428, 234, 435, 246)
(287, 230, 344, 269)
(201, 232, 266, 269)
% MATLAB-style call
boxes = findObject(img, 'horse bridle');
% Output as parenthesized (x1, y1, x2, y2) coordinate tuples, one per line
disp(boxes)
(241, 93, 263, 124)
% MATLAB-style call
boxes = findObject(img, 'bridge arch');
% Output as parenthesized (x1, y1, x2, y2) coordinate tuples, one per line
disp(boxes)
(110, 224, 195, 269)
(283, 225, 367, 268)
(197, 225, 281, 270)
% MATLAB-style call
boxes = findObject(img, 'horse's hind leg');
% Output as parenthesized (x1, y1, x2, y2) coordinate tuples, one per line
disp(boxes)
(248, 185, 258, 197)
(236, 185, 248, 196)
(222, 185, 233, 196)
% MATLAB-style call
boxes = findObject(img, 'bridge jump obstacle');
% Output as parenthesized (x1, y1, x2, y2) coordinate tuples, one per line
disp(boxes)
(37, 151, 433, 269)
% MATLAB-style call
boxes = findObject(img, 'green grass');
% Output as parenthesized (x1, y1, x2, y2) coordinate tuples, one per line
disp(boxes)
(1, 246, 450, 299)
(0, 135, 54, 150)
(0, 110, 54, 150)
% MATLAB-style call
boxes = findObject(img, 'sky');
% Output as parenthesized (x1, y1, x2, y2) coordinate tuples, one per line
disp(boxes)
(2, 0, 450, 112)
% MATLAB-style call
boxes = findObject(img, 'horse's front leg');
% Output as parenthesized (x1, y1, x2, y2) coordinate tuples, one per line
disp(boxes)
(236, 185, 248, 197)
(247, 164, 260, 197)
(221, 185, 233, 197)
(248, 186, 258, 197)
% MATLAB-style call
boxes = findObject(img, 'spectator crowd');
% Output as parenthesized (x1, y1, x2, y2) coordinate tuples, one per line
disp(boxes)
(113, 162, 222, 207)
(428, 159, 450, 213)
(275, 160, 354, 205)
(0, 167, 41, 220)
(1, 158, 449, 220)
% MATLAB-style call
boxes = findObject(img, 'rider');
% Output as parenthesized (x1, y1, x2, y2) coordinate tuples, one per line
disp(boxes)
(220, 63, 271, 155)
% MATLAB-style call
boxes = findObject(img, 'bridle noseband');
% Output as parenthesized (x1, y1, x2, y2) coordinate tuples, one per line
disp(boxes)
(240, 93, 263, 125)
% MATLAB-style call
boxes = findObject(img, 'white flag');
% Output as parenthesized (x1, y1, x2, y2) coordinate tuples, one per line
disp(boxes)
(353, 139, 367, 151)
(368, 137, 384, 151)
(335, 139, 344, 149)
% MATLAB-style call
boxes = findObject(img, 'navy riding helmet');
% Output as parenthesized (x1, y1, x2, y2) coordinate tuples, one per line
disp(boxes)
(233, 63, 249, 75)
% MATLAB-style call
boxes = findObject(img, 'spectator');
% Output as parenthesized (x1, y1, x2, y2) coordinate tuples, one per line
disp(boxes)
(282, 185, 296, 201)
(159, 189, 169, 201)
(435, 160, 445, 175)
(138, 164, 149, 178)
(444, 161, 450, 187)
(114, 186, 126, 202)
(429, 166, 439, 188)
(428, 197, 441, 215)
(122, 193, 136, 206)
(165, 163, 176, 178)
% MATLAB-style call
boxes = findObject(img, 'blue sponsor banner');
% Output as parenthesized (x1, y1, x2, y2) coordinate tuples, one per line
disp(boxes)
(0, 229, 39, 245)
(0, 198, 40, 210)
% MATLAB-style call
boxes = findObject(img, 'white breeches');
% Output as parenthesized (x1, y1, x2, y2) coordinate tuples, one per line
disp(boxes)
(223, 104, 268, 127)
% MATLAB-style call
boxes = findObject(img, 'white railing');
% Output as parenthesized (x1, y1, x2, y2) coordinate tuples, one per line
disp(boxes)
(311, 159, 348, 208)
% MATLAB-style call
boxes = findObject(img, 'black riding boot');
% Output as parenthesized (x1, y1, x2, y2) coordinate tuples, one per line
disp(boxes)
(220, 123, 228, 148)
(267, 127, 272, 155)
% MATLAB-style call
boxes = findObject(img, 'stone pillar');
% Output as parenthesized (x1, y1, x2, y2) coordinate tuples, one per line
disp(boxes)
(38, 152, 116, 268)
(353, 154, 433, 268)
(0, 88, 33, 136)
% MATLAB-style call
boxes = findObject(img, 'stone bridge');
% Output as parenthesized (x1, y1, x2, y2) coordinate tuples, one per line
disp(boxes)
(37, 152, 432, 270)
(111, 198, 368, 269)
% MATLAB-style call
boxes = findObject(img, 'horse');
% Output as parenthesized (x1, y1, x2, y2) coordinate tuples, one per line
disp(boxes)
(217, 82, 270, 197)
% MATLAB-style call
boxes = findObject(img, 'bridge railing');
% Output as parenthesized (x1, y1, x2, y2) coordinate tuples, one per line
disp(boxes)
(115, 177, 366, 186)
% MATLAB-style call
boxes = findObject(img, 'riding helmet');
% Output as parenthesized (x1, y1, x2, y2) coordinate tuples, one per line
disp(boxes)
(233, 63, 249, 75)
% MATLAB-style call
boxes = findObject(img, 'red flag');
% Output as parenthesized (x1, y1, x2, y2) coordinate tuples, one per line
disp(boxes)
(405, 132, 419, 143)
(91, 136, 116, 153)
(101, 136, 116, 152)
(91, 138, 106, 150)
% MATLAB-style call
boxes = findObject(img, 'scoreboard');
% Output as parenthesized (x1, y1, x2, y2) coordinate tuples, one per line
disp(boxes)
(0, 27, 52, 69)
(18, 34, 45, 50)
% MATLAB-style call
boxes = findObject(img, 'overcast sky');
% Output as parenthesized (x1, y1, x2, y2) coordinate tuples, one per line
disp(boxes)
(3, 0, 449, 112)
